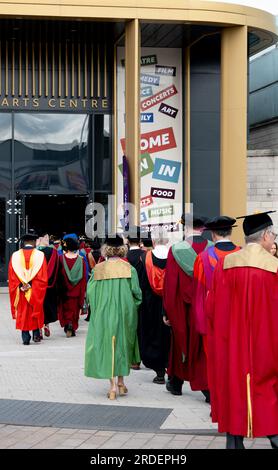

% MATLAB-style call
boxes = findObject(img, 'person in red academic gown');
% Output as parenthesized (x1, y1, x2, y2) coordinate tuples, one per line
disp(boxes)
(206, 211, 278, 449)
(163, 214, 212, 397)
(8, 232, 48, 345)
(57, 236, 87, 337)
(192, 216, 240, 403)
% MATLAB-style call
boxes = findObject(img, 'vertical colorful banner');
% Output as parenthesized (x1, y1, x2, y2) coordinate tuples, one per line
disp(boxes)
(122, 155, 129, 231)
(117, 48, 183, 238)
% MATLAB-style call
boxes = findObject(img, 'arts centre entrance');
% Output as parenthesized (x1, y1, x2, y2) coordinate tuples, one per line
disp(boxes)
(20, 194, 89, 238)
(0, 111, 112, 286)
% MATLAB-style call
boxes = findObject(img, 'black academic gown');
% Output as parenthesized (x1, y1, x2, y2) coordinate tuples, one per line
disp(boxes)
(127, 248, 145, 281)
(139, 251, 171, 374)
(39, 246, 59, 324)
(127, 248, 145, 358)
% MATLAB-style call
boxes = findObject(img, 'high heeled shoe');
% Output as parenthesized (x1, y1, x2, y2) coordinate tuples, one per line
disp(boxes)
(118, 384, 128, 396)
(107, 390, 117, 400)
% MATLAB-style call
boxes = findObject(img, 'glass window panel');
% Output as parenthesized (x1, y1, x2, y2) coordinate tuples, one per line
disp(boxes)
(14, 113, 90, 192)
(0, 197, 6, 282)
(0, 114, 12, 192)
(94, 114, 112, 191)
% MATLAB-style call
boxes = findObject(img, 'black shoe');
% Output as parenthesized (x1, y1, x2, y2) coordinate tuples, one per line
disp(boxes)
(33, 336, 41, 343)
(267, 435, 278, 449)
(23, 341, 30, 345)
(166, 380, 182, 396)
(153, 375, 165, 384)
(201, 390, 211, 404)
(66, 323, 73, 337)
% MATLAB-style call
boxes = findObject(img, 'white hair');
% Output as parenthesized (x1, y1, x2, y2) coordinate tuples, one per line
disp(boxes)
(245, 225, 273, 244)
(151, 227, 169, 246)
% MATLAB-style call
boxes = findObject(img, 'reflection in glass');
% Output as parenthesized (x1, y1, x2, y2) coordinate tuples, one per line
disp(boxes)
(94, 114, 112, 191)
(0, 114, 12, 192)
(14, 113, 90, 192)
(0, 198, 6, 281)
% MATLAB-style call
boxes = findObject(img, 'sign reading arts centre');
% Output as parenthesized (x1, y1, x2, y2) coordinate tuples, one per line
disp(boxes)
(121, 127, 176, 155)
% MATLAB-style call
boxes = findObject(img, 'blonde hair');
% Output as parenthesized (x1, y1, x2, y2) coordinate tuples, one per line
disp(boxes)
(101, 244, 128, 258)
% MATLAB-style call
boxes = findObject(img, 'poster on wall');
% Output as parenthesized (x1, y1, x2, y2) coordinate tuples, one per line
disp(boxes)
(117, 47, 183, 238)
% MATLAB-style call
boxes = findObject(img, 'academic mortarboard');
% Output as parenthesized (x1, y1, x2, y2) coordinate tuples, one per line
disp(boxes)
(236, 211, 276, 236)
(125, 225, 141, 243)
(141, 229, 153, 247)
(180, 213, 208, 228)
(105, 233, 124, 247)
(20, 232, 39, 242)
(204, 216, 237, 231)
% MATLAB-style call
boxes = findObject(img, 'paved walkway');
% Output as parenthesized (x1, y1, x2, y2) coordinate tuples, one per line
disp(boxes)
(0, 294, 272, 449)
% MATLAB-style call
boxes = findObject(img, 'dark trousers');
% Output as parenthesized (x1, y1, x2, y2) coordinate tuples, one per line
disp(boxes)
(155, 369, 166, 378)
(226, 433, 278, 449)
(21, 329, 40, 344)
(170, 375, 184, 392)
(21, 331, 31, 343)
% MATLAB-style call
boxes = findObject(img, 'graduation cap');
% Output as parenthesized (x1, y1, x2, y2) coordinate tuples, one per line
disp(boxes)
(105, 233, 124, 247)
(141, 229, 153, 247)
(204, 216, 237, 231)
(180, 213, 208, 228)
(20, 232, 38, 242)
(125, 225, 141, 243)
(236, 211, 276, 236)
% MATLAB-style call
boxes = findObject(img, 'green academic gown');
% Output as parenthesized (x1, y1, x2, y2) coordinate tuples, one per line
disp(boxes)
(85, 258, 142, 379)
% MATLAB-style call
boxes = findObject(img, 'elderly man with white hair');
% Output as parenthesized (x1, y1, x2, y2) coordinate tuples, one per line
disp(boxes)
(206, 210, 278, 449)
(139, 226, 171, 384)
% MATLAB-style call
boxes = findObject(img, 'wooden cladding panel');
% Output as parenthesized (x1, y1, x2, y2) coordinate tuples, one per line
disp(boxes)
(0, 39, 110, 99)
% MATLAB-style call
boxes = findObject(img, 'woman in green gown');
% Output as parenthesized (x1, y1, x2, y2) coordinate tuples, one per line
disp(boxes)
(85, 234, 142, 399)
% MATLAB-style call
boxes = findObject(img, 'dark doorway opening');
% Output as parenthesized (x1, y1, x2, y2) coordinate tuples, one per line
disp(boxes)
(23, 194, 88, 238)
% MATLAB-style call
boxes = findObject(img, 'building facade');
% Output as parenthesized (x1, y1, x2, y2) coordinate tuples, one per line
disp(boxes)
(0, 1, 276, 284)
(248, 45, 278, 228)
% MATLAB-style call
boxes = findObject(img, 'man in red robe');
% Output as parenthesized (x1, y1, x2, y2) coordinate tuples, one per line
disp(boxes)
(163, 214, 212, 397)
(8, 232, 48, 345)
(192, 216, 240, 403)
(206, 211, 278, 449)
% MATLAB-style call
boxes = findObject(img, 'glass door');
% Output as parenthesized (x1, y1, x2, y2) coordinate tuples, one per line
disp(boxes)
(0, 194, 22, 285)
(0, 196, 9, 284)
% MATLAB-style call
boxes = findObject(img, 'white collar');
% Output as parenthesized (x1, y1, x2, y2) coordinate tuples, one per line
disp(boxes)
(129, 246, 140, 250)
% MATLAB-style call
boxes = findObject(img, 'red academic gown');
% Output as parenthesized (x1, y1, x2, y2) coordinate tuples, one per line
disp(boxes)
(206, 247, 278, 437)
(193, 242, 240, 337)
(163, 238, 209, 390)
(8, 249, 48, 331)
(58, 255, 87, 331)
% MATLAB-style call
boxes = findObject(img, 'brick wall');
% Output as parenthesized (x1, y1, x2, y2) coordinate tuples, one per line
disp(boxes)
(247, 149, 278, 229)
(249, 121, 278, 151)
